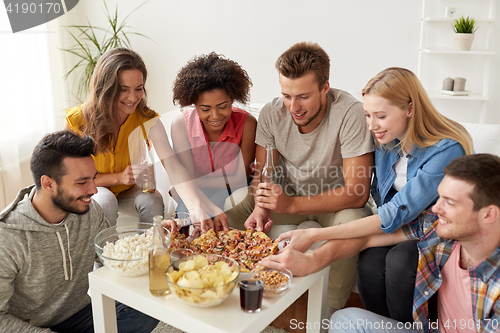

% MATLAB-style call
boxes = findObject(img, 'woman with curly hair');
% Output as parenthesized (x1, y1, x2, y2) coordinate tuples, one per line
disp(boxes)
(65, 47, 228, 232)
(171, 52, 257, 216)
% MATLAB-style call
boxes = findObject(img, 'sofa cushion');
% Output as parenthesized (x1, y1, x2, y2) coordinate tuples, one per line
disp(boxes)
(0, 159, 33, 211)
(460, 122, 500, 156)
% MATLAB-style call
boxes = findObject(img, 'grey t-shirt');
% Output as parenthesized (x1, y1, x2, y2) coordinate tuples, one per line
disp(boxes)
(256, 88, 374, 196)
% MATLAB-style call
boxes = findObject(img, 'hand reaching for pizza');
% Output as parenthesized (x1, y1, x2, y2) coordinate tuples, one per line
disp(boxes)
(189, 210, 229, 236)
(162, 219, 180, 234)
(201, 200, 229, 231)
(276, 228, 318, 253)
(189, 208, 213, 234)
(258, 247, 315, 277)
(213, 213, 229, 232)
(244, 206, 273, 232)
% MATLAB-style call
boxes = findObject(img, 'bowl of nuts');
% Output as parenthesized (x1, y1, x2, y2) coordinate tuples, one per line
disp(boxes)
(95, 222, 171, 277)
(252, 267, 292, 297)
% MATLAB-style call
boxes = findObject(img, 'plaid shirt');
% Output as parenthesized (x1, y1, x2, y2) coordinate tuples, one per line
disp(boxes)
(403, 211, 500, 333)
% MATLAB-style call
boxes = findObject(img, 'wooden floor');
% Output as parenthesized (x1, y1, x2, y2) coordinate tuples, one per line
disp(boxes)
(344, 292, 364, 309)
(270, 291, 364, 333)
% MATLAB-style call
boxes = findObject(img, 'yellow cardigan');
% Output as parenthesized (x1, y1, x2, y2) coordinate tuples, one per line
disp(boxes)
(65, 105, 159, 196)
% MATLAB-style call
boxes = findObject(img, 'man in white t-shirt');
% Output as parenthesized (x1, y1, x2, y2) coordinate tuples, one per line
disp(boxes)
(226, 42, 374, 314)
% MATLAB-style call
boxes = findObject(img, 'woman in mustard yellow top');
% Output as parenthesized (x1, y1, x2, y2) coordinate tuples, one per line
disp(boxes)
(65, 47, 228, 231)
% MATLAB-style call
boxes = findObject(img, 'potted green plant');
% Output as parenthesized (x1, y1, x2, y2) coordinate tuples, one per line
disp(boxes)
(62, 0, 152, 102)
(452, 15, 478, 51)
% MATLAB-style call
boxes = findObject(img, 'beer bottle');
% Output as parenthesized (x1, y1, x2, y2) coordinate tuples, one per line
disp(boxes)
(149, 215, 170, 296)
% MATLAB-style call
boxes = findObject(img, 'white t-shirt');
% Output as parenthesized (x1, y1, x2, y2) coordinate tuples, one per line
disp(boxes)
(392, 152, 408, 192)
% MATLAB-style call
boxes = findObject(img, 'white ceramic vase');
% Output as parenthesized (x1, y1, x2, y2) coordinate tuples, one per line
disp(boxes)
(454, 33, 475, 51)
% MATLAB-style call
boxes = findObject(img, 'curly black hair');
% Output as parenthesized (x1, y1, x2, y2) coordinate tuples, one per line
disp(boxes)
(173, 52, 252, 107)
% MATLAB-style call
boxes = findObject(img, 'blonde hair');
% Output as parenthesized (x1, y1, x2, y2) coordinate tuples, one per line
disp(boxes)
(362, 67, 472, 155)
(82, 47, 155, 153)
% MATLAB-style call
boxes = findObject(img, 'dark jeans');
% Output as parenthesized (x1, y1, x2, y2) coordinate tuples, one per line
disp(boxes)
(176, 187, 231, 215)
(356, 239, 419, 323)
(49, 302, 159, 333)
(176, 173, 253, 215)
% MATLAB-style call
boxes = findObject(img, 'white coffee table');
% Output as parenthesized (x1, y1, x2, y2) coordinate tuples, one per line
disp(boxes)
(89, 266, 329, 333)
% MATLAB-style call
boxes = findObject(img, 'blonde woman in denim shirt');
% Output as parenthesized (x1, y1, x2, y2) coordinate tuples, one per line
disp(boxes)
(262, 67, 473, 321)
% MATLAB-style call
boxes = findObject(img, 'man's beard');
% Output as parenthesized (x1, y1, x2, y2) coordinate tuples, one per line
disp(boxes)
(293, 97, 323, 128)
(52, 188, 90, 215)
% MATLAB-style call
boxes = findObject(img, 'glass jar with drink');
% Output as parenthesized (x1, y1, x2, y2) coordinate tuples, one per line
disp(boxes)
(138, 138, 156, 193)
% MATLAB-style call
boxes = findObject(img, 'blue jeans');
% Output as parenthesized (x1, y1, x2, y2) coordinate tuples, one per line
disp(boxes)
(176, 187, 231, 215)
(177, 173, 253, 215)
(329, 308, 421, 333)
(49, 302, 159, 333)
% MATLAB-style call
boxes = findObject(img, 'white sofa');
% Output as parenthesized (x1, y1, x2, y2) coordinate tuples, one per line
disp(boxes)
(1, 121, 500, 218)
(460, 122, 500, 156)
(85, 120, 500, 227)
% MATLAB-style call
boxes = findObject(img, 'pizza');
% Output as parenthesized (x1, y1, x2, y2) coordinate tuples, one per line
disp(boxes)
(190, 229, 224, 254)
(169, 229, 279, 272)
(169, 231, 191, 251)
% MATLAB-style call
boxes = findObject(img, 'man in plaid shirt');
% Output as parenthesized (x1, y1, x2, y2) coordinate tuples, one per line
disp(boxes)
(261, 154, 500, 332)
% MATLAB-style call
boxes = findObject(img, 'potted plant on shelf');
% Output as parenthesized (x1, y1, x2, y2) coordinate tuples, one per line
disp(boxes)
(452, 15, 478, 51)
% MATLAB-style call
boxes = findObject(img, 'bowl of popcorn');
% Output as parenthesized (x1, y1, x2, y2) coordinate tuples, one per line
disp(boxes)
(166, 254, 240, 307)
(95, 223, 171, 277)
(252, 267, 292, 297)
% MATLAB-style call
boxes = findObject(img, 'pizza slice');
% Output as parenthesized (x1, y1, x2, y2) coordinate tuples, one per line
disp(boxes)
(217, 229, 244, 249)
(252, 230, 270, 240)
(169, 232, 191, 251)
(246, 240, 279, 259)
(245, 228, 255, 239)
(190, 228, 224, 254)
(240, 229, 280, 269)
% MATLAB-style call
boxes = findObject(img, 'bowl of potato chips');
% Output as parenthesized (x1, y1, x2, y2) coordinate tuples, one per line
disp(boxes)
(166, 254, 240, 307)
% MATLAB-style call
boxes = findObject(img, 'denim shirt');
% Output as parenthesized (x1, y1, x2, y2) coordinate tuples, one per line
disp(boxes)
(371, 138, 465, 234)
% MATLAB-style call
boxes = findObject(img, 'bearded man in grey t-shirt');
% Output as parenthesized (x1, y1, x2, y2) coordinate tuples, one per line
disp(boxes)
(226, 42, 374, 315)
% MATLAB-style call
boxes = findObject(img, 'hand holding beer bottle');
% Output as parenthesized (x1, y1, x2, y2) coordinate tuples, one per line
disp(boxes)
(261, 143, 277, 184)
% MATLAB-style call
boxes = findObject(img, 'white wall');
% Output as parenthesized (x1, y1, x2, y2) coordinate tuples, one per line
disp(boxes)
(59, 0, 500, 125)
